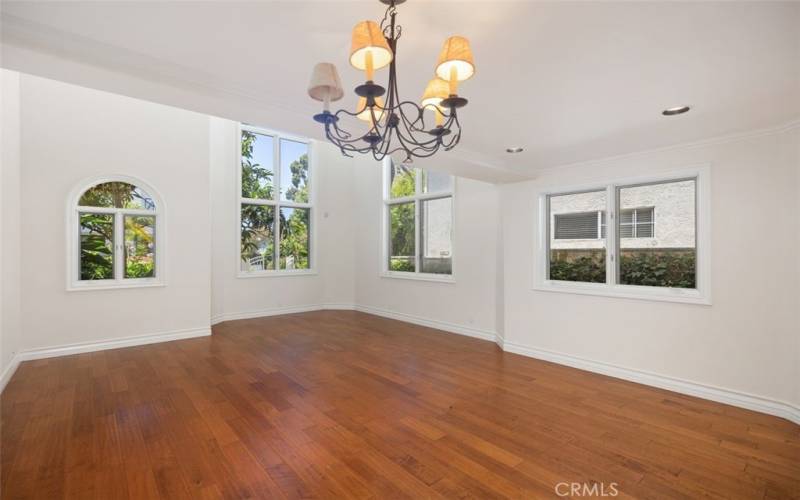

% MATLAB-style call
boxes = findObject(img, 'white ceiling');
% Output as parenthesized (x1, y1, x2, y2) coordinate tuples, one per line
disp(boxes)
(2, 1, 799, 182)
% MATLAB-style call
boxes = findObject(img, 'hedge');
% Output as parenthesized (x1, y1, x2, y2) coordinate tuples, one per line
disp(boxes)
(549, 249, 695, 288)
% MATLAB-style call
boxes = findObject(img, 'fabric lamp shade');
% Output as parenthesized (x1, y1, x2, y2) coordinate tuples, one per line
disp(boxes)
(435, 36, 475, 82)
(308, 63, 344, 104)
(356, 96, 385, 122)
(421, 78, 449, 109)
(349, 21, 393, 72)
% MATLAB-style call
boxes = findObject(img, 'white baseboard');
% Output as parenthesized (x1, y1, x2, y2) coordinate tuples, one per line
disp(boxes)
(0, 355, 21, 393)
(17, 326, 211, 362)
(354, 304, 497, 342)
(502, 340, 800, 426)
(211, 303, 355, 325)
(4, 304, 797, 426)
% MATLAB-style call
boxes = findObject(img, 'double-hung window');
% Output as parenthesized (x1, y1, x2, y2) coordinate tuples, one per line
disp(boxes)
(382, 159, 454, 280)
(536, 167, 710, 304)
(239, 125, 313, 276)
(69, 177, 163, 290)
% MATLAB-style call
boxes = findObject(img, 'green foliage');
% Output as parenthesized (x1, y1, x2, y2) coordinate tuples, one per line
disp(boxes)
(125, 260, 154, 278)
(80, 213, 114, 280)
(390, 165, 415, 198)
(285, 154, 309, 203)
(79, 182, 153, 210)
(124, 215, 155, 278)
(280, 208, 310, 269)
(549, 249, 696, 288)
(389, 258, 415, 272)
(549, 254, 606, 283)
(240, 204, 275, 268)
(241, 130, 274, 199)
(620, 251, 695, 288)
(240, 132, 310, 269)
(389, 202, 415, 266)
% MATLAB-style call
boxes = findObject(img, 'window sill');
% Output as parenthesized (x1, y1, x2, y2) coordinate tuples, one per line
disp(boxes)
(381, 271, 455, 284)
(533, 280, 711, 305)
(67, 280, 165, 292)
(237, 270, 318, 279)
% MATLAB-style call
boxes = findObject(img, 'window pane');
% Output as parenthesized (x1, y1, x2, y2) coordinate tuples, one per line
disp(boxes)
(280, 139, 310, 202)
(421, 170, 452, 194)
(124, 215, 155, 278)
(420, 197, 452, 274)
(388, 202, 415, 272)
(389, 160, 416, 199)
(241, 204, 275, 271)
(554, 212, 602, 239)
(548, 190, 607, 283)
(241, 130, 274, 200)
(279, 207, 310, 270)
(619, 180, 696, 288)
(80, 212, 114, 280)
(79, 182, 154, 210)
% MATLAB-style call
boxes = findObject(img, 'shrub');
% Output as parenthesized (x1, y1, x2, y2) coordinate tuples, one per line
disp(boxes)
(549, 249, 695, 288)
(619, 250, 695, 288)
(549, 255, 605, 283)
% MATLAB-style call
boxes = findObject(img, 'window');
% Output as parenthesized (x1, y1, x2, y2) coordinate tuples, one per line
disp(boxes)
(69, 177, 162, 290)
(536, 168, 710, 304)
(239, 125, 313, 276)
(383, 159, 454, 280)
(619, 207, 654, 238)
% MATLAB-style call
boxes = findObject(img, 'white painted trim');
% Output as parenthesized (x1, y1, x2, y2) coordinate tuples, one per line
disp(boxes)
(532, 118, 800, 176)
(236, 124, 317, 277)
(502, 340, 800, 426)
(381, 158, 456, 280)
(211, 303, 331, 325)
(534, 165, 711, 305)
(66, 174, 166, 291)
(0, 355, 22, 394)
(354, 304, 496, 342)
(3, 304, 796, 426)
(17, 326, 210, 361)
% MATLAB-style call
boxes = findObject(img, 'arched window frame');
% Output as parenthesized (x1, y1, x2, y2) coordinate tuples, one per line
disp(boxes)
(67, 175, 165, 291)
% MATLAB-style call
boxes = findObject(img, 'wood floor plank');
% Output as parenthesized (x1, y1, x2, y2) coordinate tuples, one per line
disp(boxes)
(2, 310, 798, 499)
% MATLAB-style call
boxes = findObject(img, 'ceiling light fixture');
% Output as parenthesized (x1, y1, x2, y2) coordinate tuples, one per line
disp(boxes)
(662, 105, 691, 116)
(506, 147, 524, 153)
(307, 0, 475, 162)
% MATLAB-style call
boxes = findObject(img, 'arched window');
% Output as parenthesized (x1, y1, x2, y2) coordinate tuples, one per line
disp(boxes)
(68, 177, 163, 290)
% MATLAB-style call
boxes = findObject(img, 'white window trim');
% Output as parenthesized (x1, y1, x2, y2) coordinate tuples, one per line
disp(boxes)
(236, 123, 317, 278)
(533, 165, 711, 305)
(380, 157, 456, 283)
(66, 174, 166, 292)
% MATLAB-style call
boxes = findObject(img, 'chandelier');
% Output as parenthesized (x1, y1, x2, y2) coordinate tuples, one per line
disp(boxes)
(307, 0, 475, 162)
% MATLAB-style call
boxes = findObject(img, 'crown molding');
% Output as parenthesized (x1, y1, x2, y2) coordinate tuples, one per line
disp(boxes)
(529, 118, 800, 178)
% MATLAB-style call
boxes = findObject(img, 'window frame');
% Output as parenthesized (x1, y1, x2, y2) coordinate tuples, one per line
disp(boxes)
(67, 175, 165, 291)
(237, 123, 317, 278)
(381, 157, 456, 283)
(534, 165, 711, 305)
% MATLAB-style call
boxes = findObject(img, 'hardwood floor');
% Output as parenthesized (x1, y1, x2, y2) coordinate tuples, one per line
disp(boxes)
(2, 311, 798, 499)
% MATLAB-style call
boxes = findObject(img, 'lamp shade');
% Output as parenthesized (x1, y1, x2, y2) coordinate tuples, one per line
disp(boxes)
(435, 36, 475, 82)
(356, 96, 385, 122)
(349, 21, 393, 71)
(421, 78, 449, 109)
(308, 63, 344, 102)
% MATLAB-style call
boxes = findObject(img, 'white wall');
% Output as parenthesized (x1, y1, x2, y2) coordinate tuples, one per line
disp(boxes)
(1, 70, 22, 385)
(352, 155, 499, 339)
(209, 118, 356, 322)
(18, 74, 212, 351)
(500, 127, 800, 409)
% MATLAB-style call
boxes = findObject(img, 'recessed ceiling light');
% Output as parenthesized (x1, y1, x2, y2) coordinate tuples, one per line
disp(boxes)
(662, 105, 691, 116)
(506, 147, 524, 153)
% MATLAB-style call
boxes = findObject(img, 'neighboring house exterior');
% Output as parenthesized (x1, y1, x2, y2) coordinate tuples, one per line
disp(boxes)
(550, 180, 695, 250)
